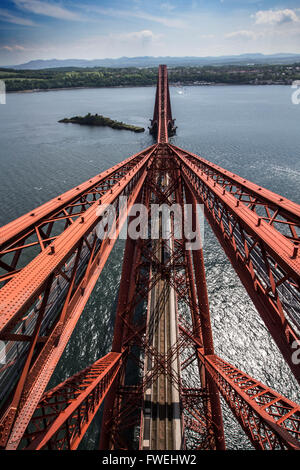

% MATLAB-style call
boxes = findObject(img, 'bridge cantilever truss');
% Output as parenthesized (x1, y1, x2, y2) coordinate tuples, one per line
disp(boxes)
(0, 65, 299, 450)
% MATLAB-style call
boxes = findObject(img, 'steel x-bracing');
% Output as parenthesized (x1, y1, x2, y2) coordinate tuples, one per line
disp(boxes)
(0, 65, 299, 451)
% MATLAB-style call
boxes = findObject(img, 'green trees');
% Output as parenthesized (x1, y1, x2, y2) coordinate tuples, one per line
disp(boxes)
(1, 64, 299, 92)
(58, 113, 145, 133)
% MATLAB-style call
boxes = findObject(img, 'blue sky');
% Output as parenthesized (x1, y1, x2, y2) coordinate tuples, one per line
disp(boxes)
(1, 0, 300, 65)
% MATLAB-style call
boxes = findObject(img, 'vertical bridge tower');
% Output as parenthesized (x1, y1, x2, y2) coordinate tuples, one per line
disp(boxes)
(0, 65, 299, 450)
(149, 64, 176, 142)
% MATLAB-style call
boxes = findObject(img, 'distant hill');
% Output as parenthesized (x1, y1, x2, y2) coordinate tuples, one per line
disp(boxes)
(4, 53, 300, 70)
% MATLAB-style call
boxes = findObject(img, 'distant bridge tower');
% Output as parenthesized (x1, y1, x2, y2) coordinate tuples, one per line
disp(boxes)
(149, 64, 176, 143)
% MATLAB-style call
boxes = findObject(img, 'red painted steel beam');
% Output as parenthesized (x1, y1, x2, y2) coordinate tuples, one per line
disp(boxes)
(179, 324, 300, 449)
(0, 146, 156, 449)
(101, 149, 194, 449)
(149, 65, 175, 143)
(171, 145, 300, 384)
(100, 197, 145, 450)
(171, 143, 300, 226)
(174, 164, 225, 449)
(197, 351, 300, 450)
(0, 145, 155, 287)
(21, 352, 124, 450)
(0, 147, 155, 336)
(159, 64, 168, 143)
(183, 183, 225, 450)
(0, 146, 155, 249)
(151, 67, 160, 128)
(172, 144, 300, 279)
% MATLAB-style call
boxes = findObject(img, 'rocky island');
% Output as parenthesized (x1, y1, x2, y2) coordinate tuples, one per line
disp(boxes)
(58, 113, 145, 133)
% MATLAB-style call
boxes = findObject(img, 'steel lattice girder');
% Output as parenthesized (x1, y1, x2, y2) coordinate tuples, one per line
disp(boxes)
(197, 351, 300, 450)
(149, 65, 175, 143)
(171, 145, 300, 384)
(100, 147, 225, 450)
(179, 323, 300, 449)
(0, 145, 156, 287)
(100, 197, 146, 450)
(171, 143, 300, 236)
(20, 352, 124, 450)
(0, 146, 156, 449)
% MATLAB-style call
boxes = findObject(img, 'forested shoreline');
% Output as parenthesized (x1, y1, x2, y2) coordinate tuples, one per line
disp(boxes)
(1, 64, 300, 92)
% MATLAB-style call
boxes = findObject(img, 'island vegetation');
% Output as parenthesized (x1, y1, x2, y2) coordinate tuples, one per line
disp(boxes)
(1, 63, 300, 92)
(59, 113, 145, 133)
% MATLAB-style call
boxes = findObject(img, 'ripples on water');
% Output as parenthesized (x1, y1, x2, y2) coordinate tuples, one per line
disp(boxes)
(0, 85, 300, 449)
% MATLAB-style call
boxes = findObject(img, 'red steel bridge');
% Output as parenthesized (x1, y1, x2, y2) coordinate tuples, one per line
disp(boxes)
(0, 65, 300, 451)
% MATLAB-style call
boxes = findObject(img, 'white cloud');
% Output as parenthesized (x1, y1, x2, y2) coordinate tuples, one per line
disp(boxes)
(1, 45, 26, 51)
(14, 0, 84, 21)
(0, 7, 36, 26)
(110, 29, 162, 49)
(225, 30, 261, 40)
(160, 2, 176, 12)
(253, 9, 299, 26)
(119, 30, 160, 41)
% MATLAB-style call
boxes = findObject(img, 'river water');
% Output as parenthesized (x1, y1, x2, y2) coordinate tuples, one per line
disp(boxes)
(0, 84, 300, 449)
